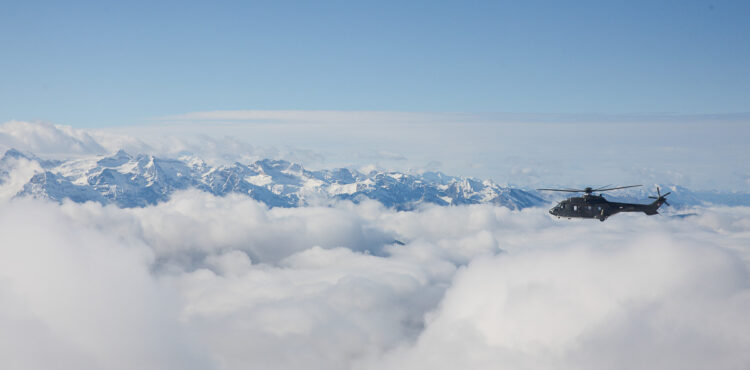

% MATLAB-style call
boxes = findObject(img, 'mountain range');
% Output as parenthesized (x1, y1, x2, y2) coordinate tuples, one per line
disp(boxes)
(1, 149, 748, 210)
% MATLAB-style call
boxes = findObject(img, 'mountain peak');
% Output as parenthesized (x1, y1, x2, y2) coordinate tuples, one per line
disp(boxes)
(97, 149, 133, 167)
(6, 151, 546, 210)
(2, 148, 31, 161)
(8, 150, 749, 209)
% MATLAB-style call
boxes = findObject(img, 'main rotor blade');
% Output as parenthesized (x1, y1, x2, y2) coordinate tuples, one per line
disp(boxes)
(649, 196, 658, 199)
(536, 188, 586, 192)
(662, 192, 671, 197)
(595, 185, 642, 192)
(593, 184, 612, 191)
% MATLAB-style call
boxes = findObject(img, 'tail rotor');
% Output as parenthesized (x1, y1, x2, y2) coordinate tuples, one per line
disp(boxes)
(648, 186, 671, 206)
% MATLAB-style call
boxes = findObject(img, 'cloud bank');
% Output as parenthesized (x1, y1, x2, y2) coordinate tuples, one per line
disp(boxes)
(1, 185, 750, 369)
(3, 116, 748, 190)
(0, 120, 107, 156)
(2, 118, 749, 369)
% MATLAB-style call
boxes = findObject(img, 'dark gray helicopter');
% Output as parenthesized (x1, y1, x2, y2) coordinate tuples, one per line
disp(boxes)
(537, 185, 670, 222)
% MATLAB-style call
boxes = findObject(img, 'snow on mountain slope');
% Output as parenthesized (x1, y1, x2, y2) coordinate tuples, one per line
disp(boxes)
(4, 149, 545, 210)
(6, 148, 748, 210)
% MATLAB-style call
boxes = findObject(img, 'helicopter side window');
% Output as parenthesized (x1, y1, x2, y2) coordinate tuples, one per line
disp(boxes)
(573, 205, 578, 211)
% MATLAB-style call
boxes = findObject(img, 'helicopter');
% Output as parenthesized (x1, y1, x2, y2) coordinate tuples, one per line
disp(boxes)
(537, 185, 671, 222)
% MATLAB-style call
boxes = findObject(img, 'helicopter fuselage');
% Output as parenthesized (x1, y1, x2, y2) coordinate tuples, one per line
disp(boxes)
(549, 194, 664, 221)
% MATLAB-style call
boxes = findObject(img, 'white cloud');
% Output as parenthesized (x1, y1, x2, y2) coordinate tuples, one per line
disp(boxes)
(0, 120, 107, 156)
(0, 120, 321, 167)
(170, 245, 446, 370)
(362, 235, 750, 370)
(2, 187, 750, 369)
(0, 199, 211, 370)
(2, 117, 750, 369)
(150, 110, 750, 190)
(0, 155, 42, 202)
(3, 116, 749, 189)
(159, 110, 474, 125)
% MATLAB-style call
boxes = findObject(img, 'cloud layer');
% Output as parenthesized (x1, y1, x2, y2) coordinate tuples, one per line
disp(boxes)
(3, 117, 748, 190)
(2, 185, 750, 369)
(0, 120, 107, 156)
(2, 119, 749, 369)
(367, 234, 750, 370)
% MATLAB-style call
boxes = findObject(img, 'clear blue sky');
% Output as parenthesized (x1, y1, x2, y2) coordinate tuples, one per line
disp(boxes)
(1, 0, 749, 126)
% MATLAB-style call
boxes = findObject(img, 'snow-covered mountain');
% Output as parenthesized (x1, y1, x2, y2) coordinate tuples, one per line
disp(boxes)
(1, 149, 544, 210)
(3, 149, 748, 210)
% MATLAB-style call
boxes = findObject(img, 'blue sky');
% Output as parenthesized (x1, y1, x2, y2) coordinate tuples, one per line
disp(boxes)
(2, 0, 749, 127)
